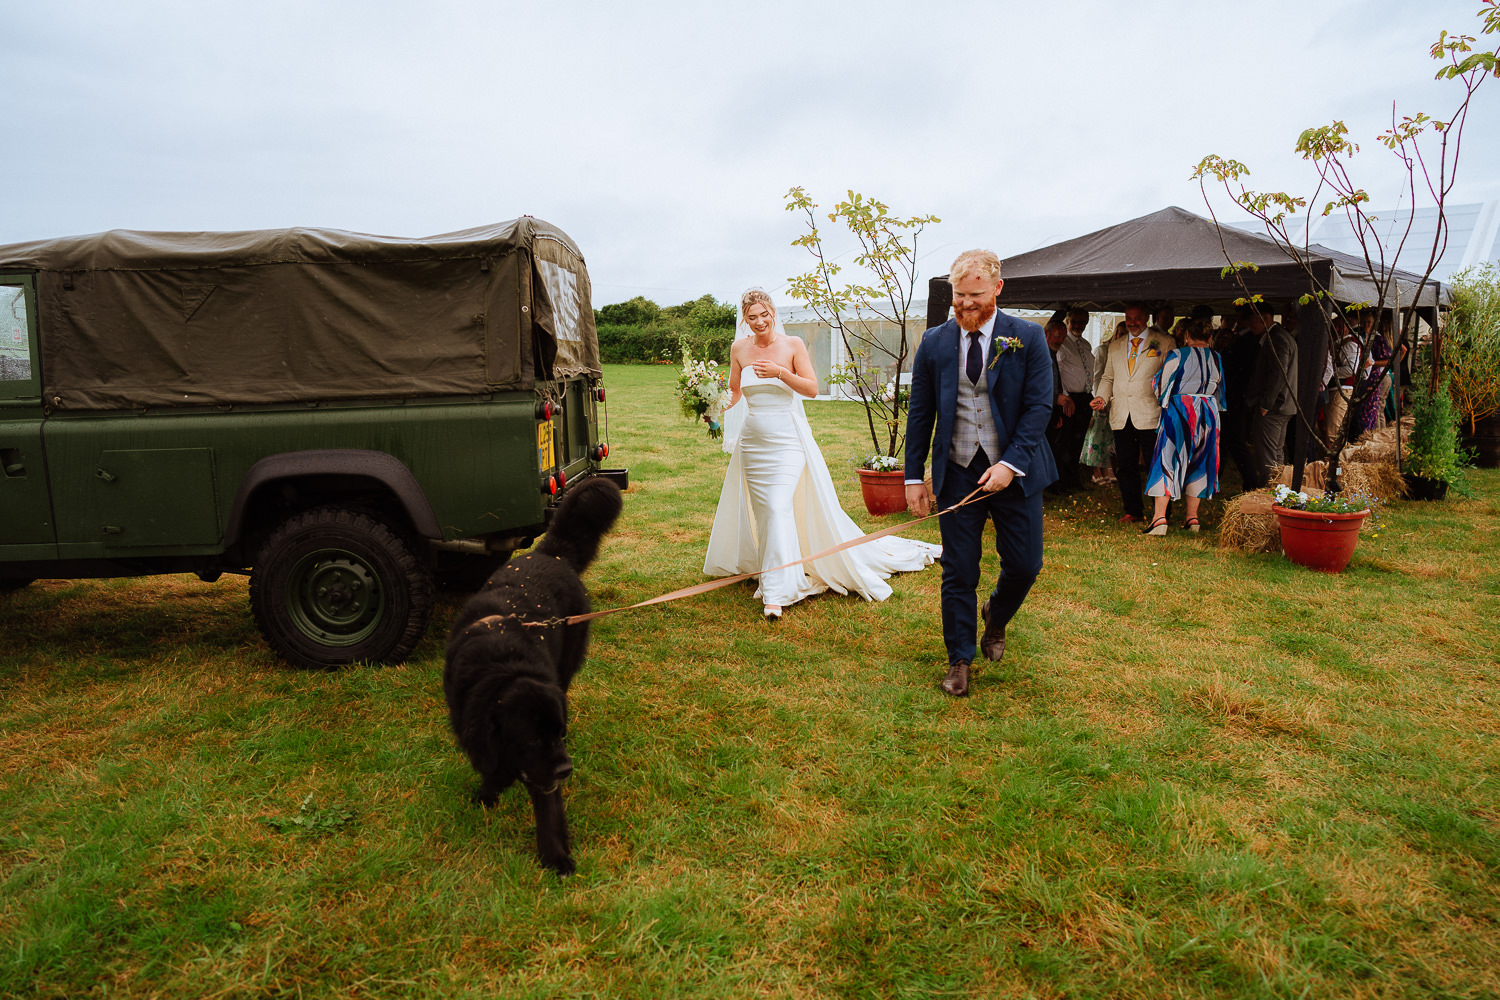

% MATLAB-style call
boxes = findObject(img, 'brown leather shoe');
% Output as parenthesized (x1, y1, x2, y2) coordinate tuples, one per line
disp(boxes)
(941, 660, 970, 697)
(979, 598, 1007, 662)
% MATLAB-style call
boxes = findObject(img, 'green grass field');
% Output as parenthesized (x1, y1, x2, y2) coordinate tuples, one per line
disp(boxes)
(2, 363, 1497, 999)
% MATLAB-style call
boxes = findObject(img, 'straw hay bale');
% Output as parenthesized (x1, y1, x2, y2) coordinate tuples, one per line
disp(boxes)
(1221, 450, 1398, 554)
(1344, 461, 1405, 501)
(1218, 491, 1281, 554)
(1270, 459, 1402, 503)
(1343, 416, 1414, 466)
(1212, 417, 1413, 555)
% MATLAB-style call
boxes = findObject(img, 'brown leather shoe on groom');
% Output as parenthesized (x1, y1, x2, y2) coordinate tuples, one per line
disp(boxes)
(941, 660, 971, 697)
(979, 597, 1007, 662)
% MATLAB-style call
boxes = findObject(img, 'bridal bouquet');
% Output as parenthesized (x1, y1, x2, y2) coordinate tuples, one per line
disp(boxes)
(675, 349, 732, 439)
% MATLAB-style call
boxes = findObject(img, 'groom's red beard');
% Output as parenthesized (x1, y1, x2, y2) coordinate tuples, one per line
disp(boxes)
(955, 302, 996, 331)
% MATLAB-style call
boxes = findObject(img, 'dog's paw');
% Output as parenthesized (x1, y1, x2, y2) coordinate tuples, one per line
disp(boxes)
(542, 853, 576, 877)
(472, 787, 500, 808)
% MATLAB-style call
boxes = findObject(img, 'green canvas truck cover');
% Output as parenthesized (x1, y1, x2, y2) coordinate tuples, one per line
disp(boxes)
(0, 217, 598, 410)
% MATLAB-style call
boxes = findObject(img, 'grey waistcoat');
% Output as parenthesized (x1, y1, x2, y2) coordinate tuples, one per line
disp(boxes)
(950, 346, 1001, 467)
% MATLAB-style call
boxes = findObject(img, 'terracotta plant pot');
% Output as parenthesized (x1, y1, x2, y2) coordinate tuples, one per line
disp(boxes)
(856, 468, 908, 516)
(1273, 505, 1368, 573)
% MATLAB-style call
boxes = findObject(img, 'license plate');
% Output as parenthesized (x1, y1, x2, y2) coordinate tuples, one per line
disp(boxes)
(537, 422, 555, 471)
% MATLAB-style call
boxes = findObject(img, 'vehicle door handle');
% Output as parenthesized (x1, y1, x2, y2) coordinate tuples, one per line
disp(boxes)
(1, 448, 23, 477)
(95, 467, 117, 482)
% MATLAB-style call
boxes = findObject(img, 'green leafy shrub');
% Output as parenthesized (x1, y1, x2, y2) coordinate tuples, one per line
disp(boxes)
(596, 322, 681, 363)
(1406, 373, 1466, 485)
(1446, 262, 1500, 432)
(595, 294, 736, 364)
(596, 296, 661, 327)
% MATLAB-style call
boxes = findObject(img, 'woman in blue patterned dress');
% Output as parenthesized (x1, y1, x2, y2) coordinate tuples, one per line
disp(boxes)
(1142, 321, 1226, 535)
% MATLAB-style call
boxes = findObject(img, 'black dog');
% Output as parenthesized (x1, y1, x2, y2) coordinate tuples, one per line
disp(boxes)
(443, 477, 622, 874)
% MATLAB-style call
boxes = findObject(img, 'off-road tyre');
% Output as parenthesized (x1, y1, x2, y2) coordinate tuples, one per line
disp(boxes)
(0, 578, 34, 592)
(250, 506, 434, 669)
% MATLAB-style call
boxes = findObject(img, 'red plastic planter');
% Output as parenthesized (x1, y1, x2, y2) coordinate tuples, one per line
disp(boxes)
(857, 468, 908, 516)
(1274, 505, 1369, 573)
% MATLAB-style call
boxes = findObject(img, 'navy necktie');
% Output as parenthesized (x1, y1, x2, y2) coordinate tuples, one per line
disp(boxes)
(967, 330, 984, 384)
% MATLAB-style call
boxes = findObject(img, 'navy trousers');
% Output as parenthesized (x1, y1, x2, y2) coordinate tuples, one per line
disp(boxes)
(936, 451, 1044, 666)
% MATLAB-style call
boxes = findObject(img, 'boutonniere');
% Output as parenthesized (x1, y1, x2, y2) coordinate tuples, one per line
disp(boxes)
(1146, 340, 1163, 356)
(987, 336, 1025, 369)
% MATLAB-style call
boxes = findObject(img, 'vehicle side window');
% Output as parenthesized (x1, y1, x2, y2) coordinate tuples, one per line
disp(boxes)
(0, 280, 36, 395)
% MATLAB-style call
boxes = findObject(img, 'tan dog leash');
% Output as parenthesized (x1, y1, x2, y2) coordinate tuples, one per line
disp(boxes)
(525, 485, 989, 629)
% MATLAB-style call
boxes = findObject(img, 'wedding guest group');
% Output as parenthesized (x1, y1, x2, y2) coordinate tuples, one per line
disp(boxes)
(1245, 306, 1299, 488)
(1090, 303, 1176, 523)
(1324, 313, 1360, 447)
(1354, 310, 1403, 439)
(1082, 313, 1118, 487)
(1045, 310, 1096, 493)
(905, 250, 1056, 698)
(1217, 306, 1261, 489)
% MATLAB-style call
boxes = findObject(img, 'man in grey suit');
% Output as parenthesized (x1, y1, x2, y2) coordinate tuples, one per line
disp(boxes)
(1247, 306, 1299, 488)
(904, 250, 1057, 698)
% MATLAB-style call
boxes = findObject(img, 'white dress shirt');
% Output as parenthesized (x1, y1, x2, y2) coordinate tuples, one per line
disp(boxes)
(1057, 333, 1094, 395)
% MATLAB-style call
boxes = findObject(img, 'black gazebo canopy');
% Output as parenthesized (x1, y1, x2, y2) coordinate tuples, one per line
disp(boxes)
(926, 205, 1447, 326)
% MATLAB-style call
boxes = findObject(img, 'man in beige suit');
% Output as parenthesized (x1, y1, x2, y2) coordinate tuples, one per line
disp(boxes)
(1091, 303, 1176, 524)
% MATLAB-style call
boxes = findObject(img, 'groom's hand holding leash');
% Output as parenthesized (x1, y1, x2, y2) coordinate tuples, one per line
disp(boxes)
(978, 463, 1015, 492)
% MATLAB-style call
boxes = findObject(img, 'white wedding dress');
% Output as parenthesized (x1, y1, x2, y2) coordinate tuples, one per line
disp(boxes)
(703, 368, 940, 607)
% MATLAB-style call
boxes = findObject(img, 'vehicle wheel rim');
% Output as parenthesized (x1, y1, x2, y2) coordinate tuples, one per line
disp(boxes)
(285, 548, 385, 646)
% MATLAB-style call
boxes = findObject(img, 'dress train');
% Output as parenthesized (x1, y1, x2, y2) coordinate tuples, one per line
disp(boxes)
(703, 370, 939, 606)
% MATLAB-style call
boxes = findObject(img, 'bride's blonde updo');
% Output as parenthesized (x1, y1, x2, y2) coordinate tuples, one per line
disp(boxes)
(741, 288, 775, 318)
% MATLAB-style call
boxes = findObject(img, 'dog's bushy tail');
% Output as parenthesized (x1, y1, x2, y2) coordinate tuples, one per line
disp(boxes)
(536, 477, 623, 574)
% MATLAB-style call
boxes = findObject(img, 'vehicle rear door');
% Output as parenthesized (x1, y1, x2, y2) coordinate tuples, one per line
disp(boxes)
(0, 275, 57, 556)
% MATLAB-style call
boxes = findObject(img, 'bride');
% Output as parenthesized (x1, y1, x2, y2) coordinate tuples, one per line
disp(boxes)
(703, 288, 940, 619)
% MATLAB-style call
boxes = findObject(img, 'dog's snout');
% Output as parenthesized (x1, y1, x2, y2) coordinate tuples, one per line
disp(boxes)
(554, 758, 573, 782)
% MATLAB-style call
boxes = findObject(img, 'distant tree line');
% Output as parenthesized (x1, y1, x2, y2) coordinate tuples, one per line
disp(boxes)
(595, 293, 736, 364)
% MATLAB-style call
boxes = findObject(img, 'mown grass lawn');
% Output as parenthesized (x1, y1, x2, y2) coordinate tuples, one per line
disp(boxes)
(2, 363, 1497, 999)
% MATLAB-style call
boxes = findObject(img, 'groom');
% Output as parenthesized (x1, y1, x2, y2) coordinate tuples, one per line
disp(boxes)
(904, 249, 1056, 697)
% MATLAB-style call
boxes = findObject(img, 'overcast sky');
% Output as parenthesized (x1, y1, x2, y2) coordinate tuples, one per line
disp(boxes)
(4, 0, 1496, 308)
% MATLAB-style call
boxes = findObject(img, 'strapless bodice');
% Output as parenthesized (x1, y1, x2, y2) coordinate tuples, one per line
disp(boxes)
(740, 369, 797, 414)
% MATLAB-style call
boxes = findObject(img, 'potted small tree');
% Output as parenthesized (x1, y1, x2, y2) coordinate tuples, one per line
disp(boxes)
(785, 187, 938, 515)
(1193, 2, 1497, 498)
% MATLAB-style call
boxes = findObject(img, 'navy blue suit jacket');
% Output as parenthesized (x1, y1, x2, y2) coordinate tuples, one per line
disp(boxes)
(904, 312, 1059, 498)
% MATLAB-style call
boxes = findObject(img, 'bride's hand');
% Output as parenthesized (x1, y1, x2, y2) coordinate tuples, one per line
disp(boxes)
(750, 359, 784, 379)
